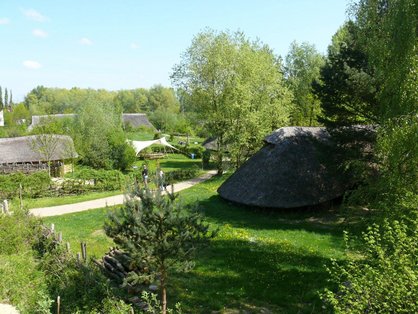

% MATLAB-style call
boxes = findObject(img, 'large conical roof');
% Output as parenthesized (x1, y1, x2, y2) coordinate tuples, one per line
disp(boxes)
(217, 127, 349, 208)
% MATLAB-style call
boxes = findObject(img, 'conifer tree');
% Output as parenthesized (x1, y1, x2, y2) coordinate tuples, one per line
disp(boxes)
(9, 90, 12, 105)
(4, 88, 8, 108)
(104, 183, 216, 314)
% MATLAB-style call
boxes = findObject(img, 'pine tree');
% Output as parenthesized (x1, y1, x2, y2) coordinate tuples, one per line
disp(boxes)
(104, 182, 216, 314)
(9, 90, 12, 106)
(4, 88, 8, 108)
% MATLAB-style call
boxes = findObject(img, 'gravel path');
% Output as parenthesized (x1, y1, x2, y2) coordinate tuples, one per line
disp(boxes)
(30, 170, 217, 217)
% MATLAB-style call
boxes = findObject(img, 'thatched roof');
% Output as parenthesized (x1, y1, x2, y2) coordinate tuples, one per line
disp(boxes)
(0, 135, 78, 164)
(202, 137, 218, 151)
(122, 113, 154, 129)
(218, 126, 349, 208)
(29, 114, 77, 130)
(29, 113, 154, 130)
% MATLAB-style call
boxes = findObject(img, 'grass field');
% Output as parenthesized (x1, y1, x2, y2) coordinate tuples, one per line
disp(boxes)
(12, 190, 122, 210)
(43, 174, 346, 313)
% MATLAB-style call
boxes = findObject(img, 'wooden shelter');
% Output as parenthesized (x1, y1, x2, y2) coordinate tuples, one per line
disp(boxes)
(218, 127, 350, 208)
(0, 135, 78, 176)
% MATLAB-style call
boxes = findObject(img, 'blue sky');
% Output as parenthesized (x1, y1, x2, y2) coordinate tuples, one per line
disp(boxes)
(0, 1, 349, 102)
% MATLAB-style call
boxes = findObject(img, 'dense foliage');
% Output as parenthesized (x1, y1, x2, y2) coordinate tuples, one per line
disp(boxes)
(285, 41, 325, 126)
(172, 29, 293, 173)
(0, 171, 51, 199)
(323, 220, 418, 313)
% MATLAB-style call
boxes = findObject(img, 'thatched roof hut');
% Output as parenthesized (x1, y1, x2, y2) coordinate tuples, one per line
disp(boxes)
(0, 135, 78, 164)
(29, 113, 154, 130)
(122, 113, 154, 129)
(202, 137, 218, 151)
(217, 127, 349, 208)
(28, 114, 77, 130)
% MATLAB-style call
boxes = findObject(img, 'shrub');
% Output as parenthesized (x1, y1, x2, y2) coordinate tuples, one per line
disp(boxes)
(0, 171, 51, 199)
(164, 167, 200, 184)
(71, 168, 125, 191)
(0, 253, 51, 314)
(0, 209, 44, 255)
(322, 219, 418, 313)
(202, 150, 211, 169)
(40, 245, 112, 314)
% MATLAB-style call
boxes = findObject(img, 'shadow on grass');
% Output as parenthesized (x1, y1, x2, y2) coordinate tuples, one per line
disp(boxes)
(198, 195, 345, 237)
(171, 238, 332, 313)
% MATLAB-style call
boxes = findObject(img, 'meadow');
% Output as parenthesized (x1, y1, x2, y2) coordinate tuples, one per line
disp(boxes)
(44, 174, 346, 313)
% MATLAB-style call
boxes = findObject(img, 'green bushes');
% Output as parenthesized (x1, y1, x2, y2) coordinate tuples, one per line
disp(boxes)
(63, 169, 125, 194)
(173, 143, 205, 158)
(0, 209, 52, 313)
(322, 219, 418, 313)
(0, 171, 51, 199)
(0, 253, 51, 314)
(165, 167, 200, 184)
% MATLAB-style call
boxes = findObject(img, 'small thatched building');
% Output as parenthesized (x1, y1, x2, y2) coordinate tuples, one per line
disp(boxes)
(122, 113, 154, 129)
(28, 113, 154, 130)
(217, 127, 349, 208)
(0, 135, 78, 176)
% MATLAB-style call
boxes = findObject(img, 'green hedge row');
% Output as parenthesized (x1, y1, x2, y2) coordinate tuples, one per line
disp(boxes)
(63, 169, 125, 194)
(165, 167, 201, 184)
(172, 144, 205, 158)
(0, 171, 51, 199)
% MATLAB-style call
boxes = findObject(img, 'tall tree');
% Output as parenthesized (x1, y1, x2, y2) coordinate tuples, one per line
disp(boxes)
(353, 0, 417, 120)
(4, 88, 8, 108)
(314, 21, 379, 127)
(285, 41, 325, 126)
(171, 30, 292, 173)
(9, 90, 12, 106)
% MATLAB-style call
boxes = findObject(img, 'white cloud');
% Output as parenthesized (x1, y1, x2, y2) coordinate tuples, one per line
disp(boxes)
(32, 29, 48, 38)
(130, 42, 139, 49)
(23, 60, 42, 70)
(23, 9, 47, 22)
(0, 18, 10, 25)
(80, 37, 93, 45)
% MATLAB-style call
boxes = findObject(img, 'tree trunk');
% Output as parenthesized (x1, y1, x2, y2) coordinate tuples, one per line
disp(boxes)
(161, 268, 167, 314)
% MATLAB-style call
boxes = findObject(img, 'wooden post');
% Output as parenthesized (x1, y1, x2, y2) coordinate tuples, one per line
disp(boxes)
(58, 232, 62, 242)
(56, 296, 60, 314)
(66, 242, 70, 252)
(51, 223, 55, 232)
(81, 242, 87, 262)
(3, 199, 8, 214)
(19, 183, 23, 210)
(77, 252, 81, 263)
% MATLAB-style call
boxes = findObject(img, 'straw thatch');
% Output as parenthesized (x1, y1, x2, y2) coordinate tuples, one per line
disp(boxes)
(28, 114, 76, 130)
(122, 113, 154, 129)
(0, 135, 78, 164)
(202, 137, 218, 151)
(28, 113, 154, 130)
(217, 127, 349, 208)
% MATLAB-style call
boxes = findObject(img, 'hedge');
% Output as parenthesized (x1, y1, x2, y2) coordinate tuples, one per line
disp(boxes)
(0, 171, 51, 199)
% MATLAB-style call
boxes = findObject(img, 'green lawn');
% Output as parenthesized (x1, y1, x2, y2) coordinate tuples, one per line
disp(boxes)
(12, 190, 123, 210)
(133, 153, 203, 172)
(43, 175, 346, 313)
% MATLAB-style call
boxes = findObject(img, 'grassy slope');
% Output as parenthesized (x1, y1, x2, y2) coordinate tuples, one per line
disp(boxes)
(44, 175, 346, 313)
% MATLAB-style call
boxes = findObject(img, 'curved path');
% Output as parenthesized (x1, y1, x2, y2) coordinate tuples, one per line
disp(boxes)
(30, 170, 217, 217)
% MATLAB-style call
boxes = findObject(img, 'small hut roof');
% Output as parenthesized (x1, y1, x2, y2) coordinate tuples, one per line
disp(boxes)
(122, 113, 154, 129)
(29, 114, 77, 130)
(0, 135, 78, 164)
(202, 137, 218, 151)
(218, 126, 348, 208)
